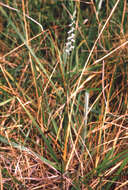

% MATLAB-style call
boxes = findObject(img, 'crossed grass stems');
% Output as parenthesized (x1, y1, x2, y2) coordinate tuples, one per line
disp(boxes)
(0, 0, 128, 189)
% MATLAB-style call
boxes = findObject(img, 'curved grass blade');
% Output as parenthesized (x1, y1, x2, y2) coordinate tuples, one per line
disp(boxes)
(0, 134, 60, 171)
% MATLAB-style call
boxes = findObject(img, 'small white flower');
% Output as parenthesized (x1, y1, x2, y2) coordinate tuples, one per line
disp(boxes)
(66, 41, 72, 46)
(71, 39, 75, 43)
(70, 45, 75, 50)
(68, 27, 75, 34)
(67, 33, 75, 40)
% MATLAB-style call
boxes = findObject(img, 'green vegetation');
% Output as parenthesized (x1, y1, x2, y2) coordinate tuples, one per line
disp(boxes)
(0, 0, 128, 189)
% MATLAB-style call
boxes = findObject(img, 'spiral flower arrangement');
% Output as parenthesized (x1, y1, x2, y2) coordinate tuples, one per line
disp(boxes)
(64, 8, 76, 57)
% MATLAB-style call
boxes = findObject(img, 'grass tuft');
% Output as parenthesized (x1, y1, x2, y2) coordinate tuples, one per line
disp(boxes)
(0, 0, 128, 189)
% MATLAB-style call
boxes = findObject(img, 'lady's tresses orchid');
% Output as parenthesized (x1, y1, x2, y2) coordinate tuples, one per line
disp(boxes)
(64, 8, 76, 56)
